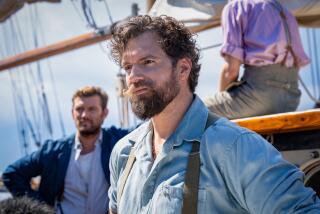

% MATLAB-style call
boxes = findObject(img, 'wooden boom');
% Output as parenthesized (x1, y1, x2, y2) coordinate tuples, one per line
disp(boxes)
(0, 20, 218, 72)
(233, 109, 320, 134)
(0, 27, 112, 72)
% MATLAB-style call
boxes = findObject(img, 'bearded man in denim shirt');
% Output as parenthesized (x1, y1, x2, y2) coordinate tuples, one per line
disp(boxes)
(108, 15, 320, 214)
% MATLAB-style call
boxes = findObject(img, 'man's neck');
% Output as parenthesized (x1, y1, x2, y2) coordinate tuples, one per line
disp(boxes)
(152, 90, 193, 148)
(77, 130, 101, 155)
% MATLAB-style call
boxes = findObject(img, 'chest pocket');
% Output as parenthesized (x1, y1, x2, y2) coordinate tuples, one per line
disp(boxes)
(149, 185, 207, 214)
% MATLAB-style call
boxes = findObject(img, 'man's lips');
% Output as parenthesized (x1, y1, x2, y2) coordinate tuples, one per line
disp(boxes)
(132, 87, 148, 95)
(123, 85, 149, 97)
(79, 120, 91, 126)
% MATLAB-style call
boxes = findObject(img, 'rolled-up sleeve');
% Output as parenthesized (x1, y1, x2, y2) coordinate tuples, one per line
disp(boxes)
(220, 3, 245, 63)
(222, 132, 320, 213)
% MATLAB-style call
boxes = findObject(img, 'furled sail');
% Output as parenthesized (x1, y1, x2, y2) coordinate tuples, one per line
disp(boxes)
(149, 0, 320, 28)
(0, 0, 60, 22)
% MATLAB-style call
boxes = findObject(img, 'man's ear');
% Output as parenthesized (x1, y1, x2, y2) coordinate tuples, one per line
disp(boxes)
(71, 107, 75, 120)
(103, 108, 109, 119)
(177, 57, 192, 81)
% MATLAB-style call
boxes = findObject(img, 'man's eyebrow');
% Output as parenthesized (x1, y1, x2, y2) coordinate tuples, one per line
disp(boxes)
(138, 55, 157, 61)
(122, 55, 157, 67)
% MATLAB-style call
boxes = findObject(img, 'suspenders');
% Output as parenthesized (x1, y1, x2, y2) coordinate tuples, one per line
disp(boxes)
(269, 0, 299, 67)
(117, 148, 136, 206)
(117, 112, 220, 214)
(181, 112, 219, 214)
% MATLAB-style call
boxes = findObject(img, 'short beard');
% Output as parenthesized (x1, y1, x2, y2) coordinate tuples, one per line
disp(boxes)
(130, 70, 180, 120)
(79, 127, 101, 137)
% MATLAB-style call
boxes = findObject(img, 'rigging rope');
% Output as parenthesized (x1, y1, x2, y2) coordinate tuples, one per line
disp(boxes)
(7, 18, 42, 148)
(9, 72, 30, 155)
(101, 0, 113, 24)
(306, 29, 318, 99)
(12, 15, 41, 138)
(35, 5, 67, 137)
(299, 75, 320, 105)
(200, 43, 222, 51)
(312, 29, 320, 100)
(31, 5, 53, 140)
(0, 43, 29, 155)
(81, 0, 97, 29)
(4, 20, 40, 147)
(70, 0, 87, 25)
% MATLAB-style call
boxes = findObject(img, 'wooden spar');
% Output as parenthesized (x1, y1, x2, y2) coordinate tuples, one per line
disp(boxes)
(233, 109, 320, 134)
(0, 27, 112, 72)
(0, 20, 218, 72)
(146, 0, 156, 12)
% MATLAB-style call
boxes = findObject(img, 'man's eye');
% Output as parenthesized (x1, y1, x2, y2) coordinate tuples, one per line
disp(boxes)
(123, 65, 132, 73)
(143, 59, 154, 65)
(89, 108, 97, 112)
(75, 107, 83, 112)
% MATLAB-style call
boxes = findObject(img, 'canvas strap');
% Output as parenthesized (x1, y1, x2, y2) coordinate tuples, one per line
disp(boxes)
(117, 148, 136, 205)
(181, 112, 220, 214)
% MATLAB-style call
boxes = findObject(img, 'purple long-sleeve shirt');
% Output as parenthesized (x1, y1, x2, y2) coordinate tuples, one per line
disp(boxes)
(221, 0, 309, 68)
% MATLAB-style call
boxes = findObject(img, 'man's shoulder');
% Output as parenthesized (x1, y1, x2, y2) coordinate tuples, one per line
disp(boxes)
(102, 126, 130, 139)
(40, 134, 74, 154)
(203, 117, 258, 151)
(111, 122, 150, 157)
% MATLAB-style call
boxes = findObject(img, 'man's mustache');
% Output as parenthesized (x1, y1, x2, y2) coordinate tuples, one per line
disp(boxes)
(123, 79, 153, 97)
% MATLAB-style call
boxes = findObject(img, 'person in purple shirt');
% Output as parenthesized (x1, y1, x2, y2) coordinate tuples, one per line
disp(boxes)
(204, 0, 310, 119)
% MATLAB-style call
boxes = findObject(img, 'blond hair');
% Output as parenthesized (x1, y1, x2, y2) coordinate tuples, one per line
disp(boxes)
(72, 86, 108, 109)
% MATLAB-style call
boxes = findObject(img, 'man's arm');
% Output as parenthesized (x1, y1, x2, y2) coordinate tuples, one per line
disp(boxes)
(2, 149, 43, 200)
(219, 55, 241, 91)
(223, 132, 320, 213)
(109, 210, 116, 214)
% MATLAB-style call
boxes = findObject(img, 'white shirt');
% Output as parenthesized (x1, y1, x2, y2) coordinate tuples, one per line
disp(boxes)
(56, 131, 109, 214)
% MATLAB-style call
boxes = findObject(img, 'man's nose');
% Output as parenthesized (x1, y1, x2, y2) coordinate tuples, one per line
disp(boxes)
(127, 65, 144, 85)
(80, 110, 89, 118)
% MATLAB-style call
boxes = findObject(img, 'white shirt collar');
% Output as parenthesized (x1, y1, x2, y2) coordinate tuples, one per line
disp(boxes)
(74, 130, 103, 160)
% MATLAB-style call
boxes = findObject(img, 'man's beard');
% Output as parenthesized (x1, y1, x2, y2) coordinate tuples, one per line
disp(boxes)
(129, 70, 180, 120)
(78, 121, 101, 137)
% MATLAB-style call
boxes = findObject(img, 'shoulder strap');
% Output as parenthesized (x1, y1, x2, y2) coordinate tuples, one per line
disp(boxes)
(269, 0, 298, 67)
(182, 111, 220, 214)
(205, 111, 220, 130)
(117, 148, 136, 204)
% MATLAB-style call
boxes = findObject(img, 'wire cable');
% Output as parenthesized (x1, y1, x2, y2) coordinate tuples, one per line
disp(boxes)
(101, 0, 114, 24)
(8, 18, 41, 148)
(32, 5, 54, 139)
(81, 0, 98, 29)
(306, 29, 317, 98)
(299, 75, 320, 105)
(12, 16, 40, 136)
(312, 29, 320, 99)
(36, 6, 66, 137)
(200, 43, 222, 51)
(70, 0, 87, 25)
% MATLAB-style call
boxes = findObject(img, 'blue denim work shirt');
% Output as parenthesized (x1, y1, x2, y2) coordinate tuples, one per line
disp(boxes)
(108, 95, 320, 213)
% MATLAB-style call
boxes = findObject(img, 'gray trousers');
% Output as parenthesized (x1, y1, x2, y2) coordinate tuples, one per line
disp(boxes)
(204, 64, 301, 119)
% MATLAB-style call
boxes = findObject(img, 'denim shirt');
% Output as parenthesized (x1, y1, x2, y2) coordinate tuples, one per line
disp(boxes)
(108, 95, 320, 214)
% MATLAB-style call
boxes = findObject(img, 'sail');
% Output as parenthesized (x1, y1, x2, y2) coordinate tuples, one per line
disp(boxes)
(149, 0, 320, 28)
(0, 0, 60, 22)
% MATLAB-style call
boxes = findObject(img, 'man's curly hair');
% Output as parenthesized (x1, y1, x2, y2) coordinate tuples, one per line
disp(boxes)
(110, 15, 201, 93)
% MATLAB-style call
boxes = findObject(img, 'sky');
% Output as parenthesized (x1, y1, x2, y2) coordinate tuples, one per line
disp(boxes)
(0, 0, 319, 172)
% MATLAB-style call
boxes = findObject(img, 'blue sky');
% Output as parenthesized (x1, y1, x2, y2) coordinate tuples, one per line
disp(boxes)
(0, 0, 319, 172)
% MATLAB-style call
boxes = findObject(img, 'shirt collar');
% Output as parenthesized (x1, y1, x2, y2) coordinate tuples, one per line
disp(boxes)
(128, 95, 209, 148)
(170, 95, 208, 146)
(74, 130, 103, 159)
